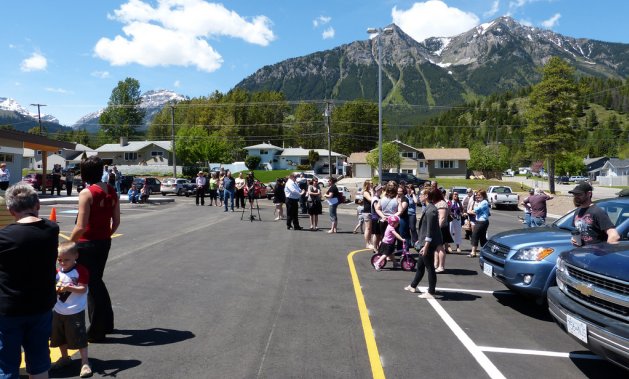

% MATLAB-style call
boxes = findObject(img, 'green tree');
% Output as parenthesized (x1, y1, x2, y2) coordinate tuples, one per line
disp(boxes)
(99, 77, 146, 141)
(307, 150, 320, 169)
(245, 155, 261, 170)
(331, 100, 378, 155)
(175, 126, 231, 166)
(524, 57, 578, 193)
(366, 142, 401, 177)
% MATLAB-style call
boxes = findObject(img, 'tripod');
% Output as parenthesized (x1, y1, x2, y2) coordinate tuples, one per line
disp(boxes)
(241, 196, 262, 222)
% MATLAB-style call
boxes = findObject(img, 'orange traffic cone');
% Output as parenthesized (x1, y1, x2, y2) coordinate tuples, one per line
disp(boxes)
(49, 207, 57, 223)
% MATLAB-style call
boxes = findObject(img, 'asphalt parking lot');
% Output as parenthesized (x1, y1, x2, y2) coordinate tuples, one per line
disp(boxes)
(33, 196, 625, 378)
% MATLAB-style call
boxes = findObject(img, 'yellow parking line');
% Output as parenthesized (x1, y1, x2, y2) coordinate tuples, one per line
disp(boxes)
(347, 249, 386, 379)
(20, 345, 78, 369)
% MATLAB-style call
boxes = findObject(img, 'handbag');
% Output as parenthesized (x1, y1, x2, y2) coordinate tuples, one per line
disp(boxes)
(463, 219, 472, 231)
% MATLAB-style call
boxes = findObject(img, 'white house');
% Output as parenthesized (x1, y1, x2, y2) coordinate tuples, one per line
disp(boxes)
(243, 143, 346, 174)
(24, 143, 98, 169)
(597, 158, 629, 186)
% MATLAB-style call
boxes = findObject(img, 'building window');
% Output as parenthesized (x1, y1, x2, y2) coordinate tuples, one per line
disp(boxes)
(300, 158, 309, 165)
(436, 160, 458, 169)
(418, 162, 426, 168)
(124, 152, 138, 161)
(0, 153, 13, 162)
(36, 150, 42, 156)
(259, 149, 269, 155)
(401, 151, 415, 158)
(401, 169, 414, 174)
(151, 151, 163, 157)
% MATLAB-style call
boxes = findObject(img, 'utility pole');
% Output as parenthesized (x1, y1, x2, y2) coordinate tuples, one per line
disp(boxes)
(324, 101, 332, 176)
(30, 103, 47, 135)
(170, 105, 177, 178)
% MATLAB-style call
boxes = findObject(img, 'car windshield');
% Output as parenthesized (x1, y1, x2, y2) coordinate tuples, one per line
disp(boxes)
(452, 188, 467, 195)
(553, 199, 629, 232)
(493, 187, 512, 193)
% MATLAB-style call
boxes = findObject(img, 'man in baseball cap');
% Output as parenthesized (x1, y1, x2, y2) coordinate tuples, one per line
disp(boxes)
(569, 182, 619, 246)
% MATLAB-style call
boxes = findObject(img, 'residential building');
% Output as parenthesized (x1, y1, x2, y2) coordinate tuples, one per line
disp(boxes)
(243, 143, 346, 174)
(598, 158, 629, 186)
(95, 137, 172, 166)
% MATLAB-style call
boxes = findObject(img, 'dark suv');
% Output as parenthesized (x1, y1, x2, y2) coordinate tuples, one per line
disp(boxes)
(548, 243, 629, 370)
(380, 172, 429, 186)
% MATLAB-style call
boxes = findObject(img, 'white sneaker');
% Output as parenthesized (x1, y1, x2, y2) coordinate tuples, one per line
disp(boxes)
(373, 263, 380, 271)
(418, 292, 435, 299)
(274, 217, 280, 221)
(404, 285, 417, 293)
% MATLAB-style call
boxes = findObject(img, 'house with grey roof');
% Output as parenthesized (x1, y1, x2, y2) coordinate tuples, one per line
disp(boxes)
(95, 137, 172, 166)
(598, 158, 629, 186)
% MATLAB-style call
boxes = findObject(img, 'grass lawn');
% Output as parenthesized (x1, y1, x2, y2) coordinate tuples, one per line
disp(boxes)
(426, 178, 530, 191)
(233, 169, 293, 183)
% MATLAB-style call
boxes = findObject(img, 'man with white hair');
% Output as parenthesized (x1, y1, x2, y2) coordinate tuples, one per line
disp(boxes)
(523, 188, 553, 227)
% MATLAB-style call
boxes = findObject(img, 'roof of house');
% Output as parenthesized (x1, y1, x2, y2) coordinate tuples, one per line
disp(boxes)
(603, 158, 629, 169)
(72, 143, 96, 152)
(583, 156, 608, 165)
(243, 142, 283, 150)
(420, 148, 470, 160)
(391, 140, 422, 152)
(348, 152, 369, 164)
(280, 147, 345, 158)
(95, 140, 172, 153)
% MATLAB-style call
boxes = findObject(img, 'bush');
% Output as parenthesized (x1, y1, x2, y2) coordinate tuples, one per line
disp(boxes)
(296, 164, 311, 171)
(245, 156, 261, 171)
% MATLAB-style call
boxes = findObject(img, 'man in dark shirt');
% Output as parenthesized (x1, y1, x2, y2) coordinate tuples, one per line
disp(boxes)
(223, 171, 235, 212)
(569, 183, 620, 245)
(523, 188, 553, 227)
(52, 163, 63, 196)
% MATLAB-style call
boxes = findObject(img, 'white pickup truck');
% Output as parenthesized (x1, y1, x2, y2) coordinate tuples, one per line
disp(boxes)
(487, 186, 519, 210)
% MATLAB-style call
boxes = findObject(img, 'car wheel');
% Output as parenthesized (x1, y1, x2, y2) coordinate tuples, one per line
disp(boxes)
(177, 189, 183, 196)
(162, 192, 167, 196)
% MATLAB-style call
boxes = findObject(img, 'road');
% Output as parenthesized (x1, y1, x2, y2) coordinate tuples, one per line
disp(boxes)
(35, 196, 625, 378)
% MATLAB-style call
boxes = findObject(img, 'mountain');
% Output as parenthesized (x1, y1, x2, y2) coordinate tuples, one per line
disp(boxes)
(235, 16, 629, 114)
(0, 97, 66, 133)
(72, 89, 187, 132)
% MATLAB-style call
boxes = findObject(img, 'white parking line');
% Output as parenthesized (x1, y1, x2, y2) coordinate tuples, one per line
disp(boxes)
(478, 346, 603, 360)
(416, 286, 515, 295)
(426, 298, 507, 379)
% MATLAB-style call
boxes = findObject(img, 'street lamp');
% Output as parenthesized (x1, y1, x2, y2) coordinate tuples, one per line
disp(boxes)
(367, 27, 393, 184)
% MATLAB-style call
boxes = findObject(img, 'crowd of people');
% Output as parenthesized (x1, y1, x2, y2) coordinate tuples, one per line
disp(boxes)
(354, 180, 493, 298)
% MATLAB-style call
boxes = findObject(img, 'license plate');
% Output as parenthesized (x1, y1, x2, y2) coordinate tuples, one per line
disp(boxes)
(483, 262, 493, 277)
(567, 314, 588, 343)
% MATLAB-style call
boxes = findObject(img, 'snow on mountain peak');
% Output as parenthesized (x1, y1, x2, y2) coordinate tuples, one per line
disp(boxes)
(0, 97, 58, 123)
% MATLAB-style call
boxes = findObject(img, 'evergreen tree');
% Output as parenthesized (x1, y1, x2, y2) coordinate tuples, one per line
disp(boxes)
(524, 57, 578, 193)
(99, 77, 146, 141)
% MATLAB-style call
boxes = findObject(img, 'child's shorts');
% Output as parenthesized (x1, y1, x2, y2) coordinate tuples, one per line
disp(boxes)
(50, 310, 88, 349)
(379, 242, 396, 256)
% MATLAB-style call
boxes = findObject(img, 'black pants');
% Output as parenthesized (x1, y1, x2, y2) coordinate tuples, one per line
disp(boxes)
(66, 182, 73, 196)
(471, 220, 489, 248)
(196, 187, 205, 205)
(235, 189, 245, 208)
(0, 181, 8, 190)
(52, 177, 61, 195)
(76, 240, 114, 340)
(299, 194, 308, 214)
(286, 198, 300, 228)
(410, 244, 437, 294)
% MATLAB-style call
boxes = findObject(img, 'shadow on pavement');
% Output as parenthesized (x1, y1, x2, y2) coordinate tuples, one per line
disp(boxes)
(443, 268, 478, 276)
(49, 358, 141, 378)
(102, 327, 195, 346)
(494, 294, 553, 322)
(438, 292, 482, 302)
(569, 352, 626, 378)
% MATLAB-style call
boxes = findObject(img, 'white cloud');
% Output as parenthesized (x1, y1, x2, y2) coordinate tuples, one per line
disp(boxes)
(313, 15, 331, 28)
(541, 13, 560, 28)
(94, 0, 275, 72)
(174, 80, 181, 88)
(519, 19, 533, 27)
(20, 52, 47, 72)
(322, 27, 335, 40)
(484, 0, 500, 18)
(91, 70, 110, 79)
(392, 1, 480, 42)
(45, 87, 71, 94)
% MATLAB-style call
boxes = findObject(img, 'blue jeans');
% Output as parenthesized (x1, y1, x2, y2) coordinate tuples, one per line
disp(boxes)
(530, 216, 546, 227)
(0, 311, 52, 378)
(224, 189, 234, 211)
(523, 212, 531, 228)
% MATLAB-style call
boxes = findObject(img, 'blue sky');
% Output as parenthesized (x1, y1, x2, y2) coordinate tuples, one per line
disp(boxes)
(2, 0, 628, 126)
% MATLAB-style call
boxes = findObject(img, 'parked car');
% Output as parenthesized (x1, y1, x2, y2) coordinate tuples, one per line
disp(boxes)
(119, 175, 135, 193)
(569, 175, 589, 183)
(134, 177, 161, 193)
(22, 173, 65, 191)
(548, 243, 629, 370)
(380, 172, 429, 187)
(314, 174, 329, 187)
(450, 186, 469, 203)
(479, 195, 629, 303)
(336, 185, 352, 203)
(555, 176, 570, 184)
(486, 186, 519, 210)
(502, 169, 515, 177)
(160, 178, 191, 196)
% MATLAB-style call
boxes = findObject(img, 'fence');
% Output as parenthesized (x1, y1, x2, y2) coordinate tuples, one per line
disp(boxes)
(597, 176, 629, 186)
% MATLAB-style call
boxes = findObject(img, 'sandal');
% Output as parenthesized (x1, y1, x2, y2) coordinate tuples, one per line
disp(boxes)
(80, 363, 93, 378)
